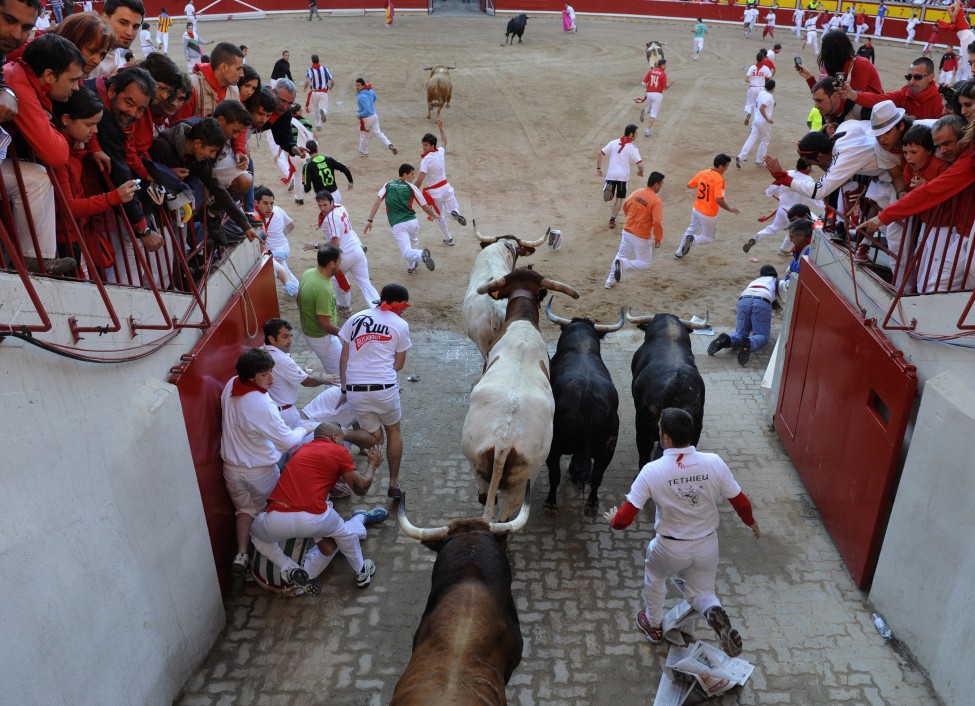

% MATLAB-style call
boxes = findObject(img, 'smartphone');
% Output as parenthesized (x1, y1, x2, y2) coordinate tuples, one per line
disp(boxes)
(132, 178, 142, 187)
(835, 71, 847, 87)
(794, 55, 803, 69)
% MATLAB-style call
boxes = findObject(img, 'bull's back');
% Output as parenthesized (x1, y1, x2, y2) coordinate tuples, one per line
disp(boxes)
(391, 582, 522, 705)
(551, 351, 619, 437)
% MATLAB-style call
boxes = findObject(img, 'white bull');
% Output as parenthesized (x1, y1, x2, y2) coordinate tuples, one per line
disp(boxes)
(462, 267, 579, 522)
(646, 41, 665, 66)
(423, 64, 455, 120)
(463, 227, 548, 364)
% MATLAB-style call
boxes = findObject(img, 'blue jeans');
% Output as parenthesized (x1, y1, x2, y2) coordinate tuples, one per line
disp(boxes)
(729, 297, 772, 352)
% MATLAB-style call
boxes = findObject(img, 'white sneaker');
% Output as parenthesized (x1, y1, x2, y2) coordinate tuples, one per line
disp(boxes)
(355, 559, 376, 588)
(231, 552, 248, 579)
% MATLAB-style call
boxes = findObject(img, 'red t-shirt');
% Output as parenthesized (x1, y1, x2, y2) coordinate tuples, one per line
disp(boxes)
(268, 438, 356, 514)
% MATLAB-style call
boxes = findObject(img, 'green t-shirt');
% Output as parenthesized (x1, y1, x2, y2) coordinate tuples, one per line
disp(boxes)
(380, 179, 422, 227)
(298, 268, 337, 339)
(693, 23, 708, 38)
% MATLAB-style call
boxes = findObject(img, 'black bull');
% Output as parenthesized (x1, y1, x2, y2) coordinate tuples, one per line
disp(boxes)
(545, 319, 620, 516)
(631, 314, 705, 466)
(505, 14, 528, 44)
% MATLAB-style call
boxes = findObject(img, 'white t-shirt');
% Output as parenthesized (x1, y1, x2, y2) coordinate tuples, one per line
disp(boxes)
(185, 2, 196, 18)
(805, 17, 818, 32)
(765, 11, 775, 26)
(601, 139, 643, 182)
(907, 17, 920, 31)
(320, 204, 363, 253)
(262, 344, 308, 408)
(419, 147, 448, 186)
(220, 378, 308, 468)
(746, 64, 773, 87)
(140, 29, 155, 53)
(744, 8, 759, 24)
(625, 446, 742, 539)
(754, 90, 775, 123)
(35, 13, 51, 30)
(827, 15, 842, 30)
(338, 308, 412, 384)
(262, 205, 295, 260)
(739, 275, 787, 302)
(766, 49, 777, 63)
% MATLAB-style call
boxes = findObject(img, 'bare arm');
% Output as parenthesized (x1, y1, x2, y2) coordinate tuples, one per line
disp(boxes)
(717, 197, 740, 215)
(363, 197, 382, 234)
(343, 446, 385, 495)
(437, 117, 447, 150)
(316, 313, 341, 336)
(393, 350, 407, 372)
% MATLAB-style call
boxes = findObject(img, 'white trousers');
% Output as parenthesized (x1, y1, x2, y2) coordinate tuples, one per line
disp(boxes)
(358, 114, 392, 155)
(874, 18, 884, 36)
(251, 504, 368, 576)
(2, 160, 56, 259)
(424, 182, 460, 240)
(915, 225, 968, 293)
(677, 209, 717, 255)
(738, 120, 772, 164)
(642, 534, 722, 625)
(309, 92, 329, 128)
(794, 20, 803, 38)
(391, 219, 424, 267)
(335, 243, 379, 309)
(643, 92, 663, 119)
(155, 31, 169, 52)
(754, 207, 790, 241)
(955, 30, 975, 80)
(805, 30, 818, 52)
(306, 332, 341, 375)
(743, 87, 761, 117)
(607, 230, 654, 286)
(855, 23, 867, 43)
(906, 28, 916, 44)
(940, 70, 955, 85)
(693, 37, 703, 58)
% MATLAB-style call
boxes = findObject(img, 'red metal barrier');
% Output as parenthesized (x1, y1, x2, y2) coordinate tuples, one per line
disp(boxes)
(169, 255, 280, 595)
(775, 259, 917, 589)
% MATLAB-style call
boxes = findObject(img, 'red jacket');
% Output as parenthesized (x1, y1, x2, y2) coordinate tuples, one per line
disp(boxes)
(2, 60, 69, 168)
(174, 63, 248, 156)
(854, 81, 943, 120)
(804, 56, 883, 94)
(124, 110, 156, 181)
(881, 149, 975, 235)
(53, 143, 123, 268)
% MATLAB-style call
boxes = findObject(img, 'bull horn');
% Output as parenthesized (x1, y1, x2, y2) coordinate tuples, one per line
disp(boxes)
(544, 296, 572, 327)
(593, 308, 626, 334)
(447, 64, 456, 69)
(678, 310, 711, 331)
(625, 307, 655, 325)
(476, 273, 508, 295)
(489, 481, 531, 534)
(516, 228, 548, 249)
(474, 225, 498, 245)
(539, 278, 580, 299)
(422, 65, 432, 70)
(397, 493, 450, 542)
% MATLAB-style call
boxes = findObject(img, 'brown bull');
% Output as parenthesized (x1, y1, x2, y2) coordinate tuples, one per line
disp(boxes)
(390, 488, 530, 705)
(424, 64, 454, 120)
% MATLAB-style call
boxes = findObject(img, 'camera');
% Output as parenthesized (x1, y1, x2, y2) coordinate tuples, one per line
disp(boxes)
(835, 71, 847, 87)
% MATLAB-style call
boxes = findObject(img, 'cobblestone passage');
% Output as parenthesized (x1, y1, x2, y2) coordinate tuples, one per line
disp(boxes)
(176, 328, 938, 706)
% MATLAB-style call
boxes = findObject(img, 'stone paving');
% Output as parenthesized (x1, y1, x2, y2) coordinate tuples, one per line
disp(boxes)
(175, 325, 940, 706)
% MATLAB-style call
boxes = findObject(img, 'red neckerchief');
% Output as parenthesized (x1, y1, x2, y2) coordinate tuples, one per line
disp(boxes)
(16, 59, 54, 112)
(256, 208, 272, 232)
(198, 63, 228, 101)
(311, 62, 321, 70)
(362, 83, 373, 90)
(617, 136, 633, 153)
(317, 210, 327, 228)
(231, 378, 266, 397)
(420, 147, 436, 158)
(379, 301, 410, 316)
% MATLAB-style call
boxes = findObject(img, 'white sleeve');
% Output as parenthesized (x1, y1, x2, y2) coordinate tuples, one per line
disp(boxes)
(791, 141, 877, 200)
(252, 399, 307, 452)
(624, 466, 654, 510)
(407, 181, 428, 205)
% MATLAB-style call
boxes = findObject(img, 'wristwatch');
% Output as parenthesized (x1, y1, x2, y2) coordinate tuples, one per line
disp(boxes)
(137, 226, 153, 239)
(0, 86, 17, 102)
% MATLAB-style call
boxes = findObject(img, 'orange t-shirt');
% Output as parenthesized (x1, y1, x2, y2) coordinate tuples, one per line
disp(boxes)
(622, 187, 663, 242)
(688, 168, 725, 218)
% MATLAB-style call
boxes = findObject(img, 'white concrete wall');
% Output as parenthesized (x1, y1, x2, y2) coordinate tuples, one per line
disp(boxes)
(870, 371, 975, 706)
(0, 243, 265, 705)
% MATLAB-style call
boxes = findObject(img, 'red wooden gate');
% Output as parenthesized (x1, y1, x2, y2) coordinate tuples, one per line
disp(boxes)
(775, 261, 917, 589)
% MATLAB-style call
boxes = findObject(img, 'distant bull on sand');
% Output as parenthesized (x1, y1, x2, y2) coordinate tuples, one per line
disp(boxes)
(423, 64, 454, 120)
(504, 14, 528, 45)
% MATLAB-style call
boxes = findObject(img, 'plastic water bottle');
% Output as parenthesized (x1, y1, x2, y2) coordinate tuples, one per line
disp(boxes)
(871, 613, 893, 640)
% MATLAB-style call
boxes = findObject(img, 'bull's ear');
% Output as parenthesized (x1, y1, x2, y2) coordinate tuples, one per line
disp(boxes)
(494, 532, 511, 551)
(421, 539, 445, 552)
(536, 288, 548, 305)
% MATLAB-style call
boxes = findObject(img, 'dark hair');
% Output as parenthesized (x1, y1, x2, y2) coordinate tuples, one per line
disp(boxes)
(239, 63, 260, 90)
(647, 171, 665, 187)
(759, 265, 778, 278)
(787, 204, 812, 220)
(282, 50, 290, 56)
(355, 77, 366, 85)
(52, 86, 105, 123)
(138, 51, 182, 89)
(398, 163, 415, 177)
(306, 139, 318, 153)
(969, 39, 975, 55)
(235, 348, 273, 382)
(22, 33, 85, 79)
(317, 243, 341, 267)
(788, 218, 814, 239)
(124, 51, 134, 62)
(311, 53, 319, 63)
(795, 158, 810, 171)
(210, 42, 244, 69)
(812, 75, 837, 96)
(55, 12, 112, 57)
(252, 86, 277, 114)
(8, 0, 44, 12)
(379, 283, 409, 304)
(623, 123, 638, 137)
(911, 57, 935, 75)
(103, 0, 146, 17)
(422, 133, 437, 147)
(901, 123, 934, 151)
(657, 58, 666, 67)
(765, 79, 776, 91)
(954, 78, 975, 101)
(315, 189, 333, 203)
(187, 117, 226, 148)
(713, 153, 731, 168)
(108, 66, 156, 101)
(818, 29, 855, 75)
(755, 51, 765, 63)
(939, 83, 960, 115)
(239, 44, 247, 51)
(798, 130, 832, 156)
(141, 21, 149, 29)
(773, 43, 781, 50)
(213, 99, 253, 126)
(263, 317, 291, 343)
(659, 408, 695, 448)
(254, 185, 274, 202)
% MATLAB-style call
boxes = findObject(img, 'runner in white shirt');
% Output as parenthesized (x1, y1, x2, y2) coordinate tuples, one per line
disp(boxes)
(221, 348, 318, 579)
(793, 6, 805, 38)
(737, 80, 776, 167)
(138, 23, 157, 58)
(414, 118, 468, 246)
(605, 407, 760, 653)
(338, 284, 413, 498)
(595, 124, 644, 230)
(184, 1, 198, 34)
(308, 192, 380, 312)
(743, 55, 773, 126)
(743, 6, 759, 38)
(261, 318, 336, 429)
(805, 15, 819, 53)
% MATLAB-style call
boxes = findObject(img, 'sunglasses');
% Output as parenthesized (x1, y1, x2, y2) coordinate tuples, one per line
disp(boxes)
(905, 73, 930, 81)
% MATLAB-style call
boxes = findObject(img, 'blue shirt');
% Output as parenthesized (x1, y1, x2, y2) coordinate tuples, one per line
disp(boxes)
(877, 5, 887, 18)
(357, 88, 378, 118)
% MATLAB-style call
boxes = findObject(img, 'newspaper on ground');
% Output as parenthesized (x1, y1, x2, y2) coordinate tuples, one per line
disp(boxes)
(689, 314, 714, 336)
(662, 599, 699, 647)
(652, 641, 755, 706)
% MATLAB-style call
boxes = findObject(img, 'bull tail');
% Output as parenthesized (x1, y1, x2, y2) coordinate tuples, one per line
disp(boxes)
(482, 445, 512, 521)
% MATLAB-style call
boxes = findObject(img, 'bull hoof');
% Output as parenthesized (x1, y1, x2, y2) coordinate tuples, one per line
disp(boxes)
(584, 503, 598, 517)
(543, 503, 558, 518)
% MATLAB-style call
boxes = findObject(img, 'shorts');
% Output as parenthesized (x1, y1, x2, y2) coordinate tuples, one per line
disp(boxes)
(212, 151, 249, 191)
(223, 463, 280, 517)
(644, 92, 664, 119)
(347, 385, 401, 433)
(604, 180, 627, 200)
(302, 386, 358, 428)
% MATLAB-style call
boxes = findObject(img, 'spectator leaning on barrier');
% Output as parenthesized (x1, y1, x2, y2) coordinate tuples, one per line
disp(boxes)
(839, 57, 943, 121)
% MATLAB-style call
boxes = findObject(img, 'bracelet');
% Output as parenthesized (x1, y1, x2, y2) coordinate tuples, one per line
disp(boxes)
(366, 219, 373, 223)
(341, 387, 346, 393)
